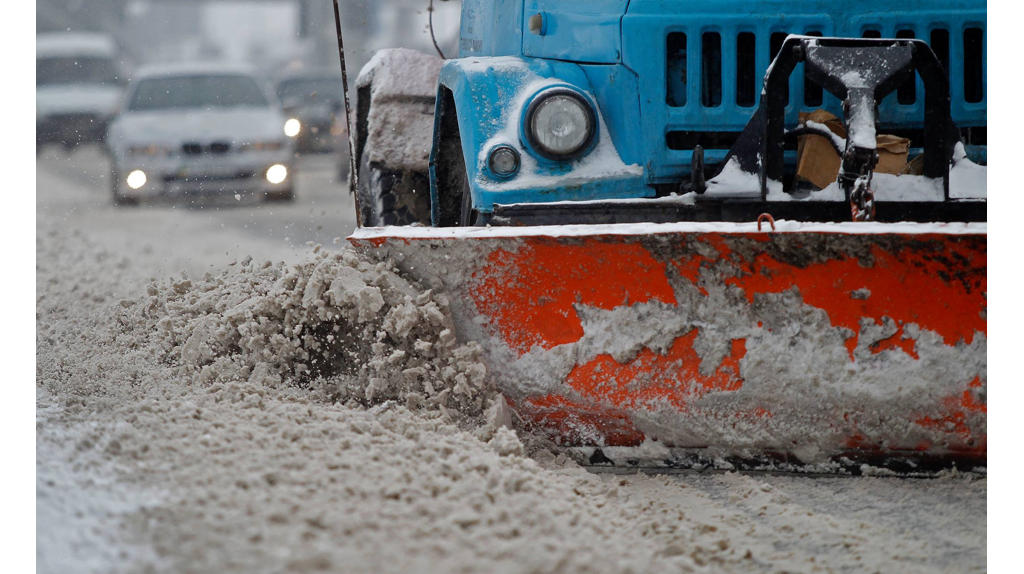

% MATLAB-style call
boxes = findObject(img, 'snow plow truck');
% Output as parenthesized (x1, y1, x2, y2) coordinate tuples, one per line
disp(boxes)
(343, 0, 987, 473)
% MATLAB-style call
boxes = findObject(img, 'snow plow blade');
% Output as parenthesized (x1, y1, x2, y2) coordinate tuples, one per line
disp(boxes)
(350, 222, 986, 471)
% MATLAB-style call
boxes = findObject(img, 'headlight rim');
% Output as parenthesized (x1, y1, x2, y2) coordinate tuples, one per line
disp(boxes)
(486, 144, 521, 180)
(522, 87, 598, 162)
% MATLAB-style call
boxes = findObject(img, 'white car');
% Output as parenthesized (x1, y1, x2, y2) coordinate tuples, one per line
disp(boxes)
(36, 33, 125, 151)
(106, 63, 295, 205)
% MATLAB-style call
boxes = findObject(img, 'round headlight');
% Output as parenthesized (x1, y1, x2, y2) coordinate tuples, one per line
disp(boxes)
(266, 164, 288, 184)
(524, 89, 596, 160)
(284, 118, 301, 137)
(126, 170, 147, 190)
(488, 145, 520, 178)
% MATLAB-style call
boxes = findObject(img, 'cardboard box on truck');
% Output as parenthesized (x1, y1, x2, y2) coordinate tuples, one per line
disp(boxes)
(795, 110, 910, 190)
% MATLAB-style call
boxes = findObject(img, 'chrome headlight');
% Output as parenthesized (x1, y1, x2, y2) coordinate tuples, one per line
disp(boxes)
(524, 89, 596, 160)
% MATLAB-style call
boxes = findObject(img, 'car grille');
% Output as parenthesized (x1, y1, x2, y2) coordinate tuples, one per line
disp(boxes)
(162, 171, 255, 183)
(181, 141, 232, 155)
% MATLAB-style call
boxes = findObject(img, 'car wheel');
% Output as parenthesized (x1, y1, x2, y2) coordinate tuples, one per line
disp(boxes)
(264, 188, 295, 202)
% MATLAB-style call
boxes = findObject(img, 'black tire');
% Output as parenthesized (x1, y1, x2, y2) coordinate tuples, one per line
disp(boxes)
(458, 185, 480, 227)
(264, 188, 295, 202)
(356, 150, 431, 227)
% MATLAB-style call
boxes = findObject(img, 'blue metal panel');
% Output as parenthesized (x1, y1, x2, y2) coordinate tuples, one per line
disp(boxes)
(845, 11, 986, 127)
(458, 0, 525, 57)
(441, 0, 986, 206)
(522, 0, 628, 63)
(433, 57, 649, 217)
(621, 0, 986, 182)
(579, 64, 644, 166)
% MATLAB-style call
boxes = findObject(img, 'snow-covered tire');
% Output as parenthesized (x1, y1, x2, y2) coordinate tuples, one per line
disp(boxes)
(356, 150, 431, 227)
(354, 49, 442, 228)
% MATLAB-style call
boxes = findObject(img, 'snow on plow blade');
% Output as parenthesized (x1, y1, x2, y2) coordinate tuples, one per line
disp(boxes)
(350, 222, 986, 469)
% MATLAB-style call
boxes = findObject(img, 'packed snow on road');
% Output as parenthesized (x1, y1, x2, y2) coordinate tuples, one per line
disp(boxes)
(36, 148, 986, 574)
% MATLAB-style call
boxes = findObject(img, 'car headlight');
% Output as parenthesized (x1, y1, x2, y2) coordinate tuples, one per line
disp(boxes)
(524, 88, 596, 160)
(126, 170, 147, 189)
(284, 118, 301, 137)
(129, 144, 172, 156)
(266, 164, 288, 184)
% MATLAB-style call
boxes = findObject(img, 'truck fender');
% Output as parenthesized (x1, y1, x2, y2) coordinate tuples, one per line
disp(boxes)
(429, 56, 620, 225)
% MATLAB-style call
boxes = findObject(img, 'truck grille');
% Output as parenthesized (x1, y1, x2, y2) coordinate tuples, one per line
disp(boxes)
(665, 25, 985, 112)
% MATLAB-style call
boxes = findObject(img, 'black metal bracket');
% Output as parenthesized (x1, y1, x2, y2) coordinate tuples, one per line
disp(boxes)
(718, 36, 958, 201)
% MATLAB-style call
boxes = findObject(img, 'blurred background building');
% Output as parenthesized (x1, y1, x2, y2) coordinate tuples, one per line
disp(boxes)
(37, 0, 462, 81)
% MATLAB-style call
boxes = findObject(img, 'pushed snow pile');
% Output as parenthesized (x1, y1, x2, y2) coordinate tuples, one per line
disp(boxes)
(116, 247, 490, 417)
(35, 216, 987, 574)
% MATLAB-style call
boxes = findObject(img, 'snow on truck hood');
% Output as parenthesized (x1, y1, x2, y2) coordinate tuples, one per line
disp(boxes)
(36, 84, 122, 118)
(111, 107, 286, 145)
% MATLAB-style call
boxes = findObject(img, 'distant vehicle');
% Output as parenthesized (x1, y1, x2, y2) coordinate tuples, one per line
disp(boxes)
(106, 64, 295, 205)
(275, 71, 347, 154)
(36, 33, 125, 151)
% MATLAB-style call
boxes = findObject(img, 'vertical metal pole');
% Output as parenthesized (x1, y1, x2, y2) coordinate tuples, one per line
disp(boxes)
(428, 0, 446, 59)
(332, 0, 360, 203)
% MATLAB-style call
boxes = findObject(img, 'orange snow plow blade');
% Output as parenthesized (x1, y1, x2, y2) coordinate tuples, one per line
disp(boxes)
(350, 221, 986, 470)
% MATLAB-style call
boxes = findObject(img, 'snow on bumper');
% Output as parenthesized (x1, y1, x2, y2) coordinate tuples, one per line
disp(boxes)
(351, 222, 987, 464)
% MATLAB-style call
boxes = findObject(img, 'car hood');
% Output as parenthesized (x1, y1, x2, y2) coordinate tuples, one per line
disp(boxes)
(37, 84, 123, 118)
(111, 107, 287, 145)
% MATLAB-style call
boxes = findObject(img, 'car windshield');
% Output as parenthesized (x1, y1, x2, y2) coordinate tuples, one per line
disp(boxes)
(277, 78, 344, 104)
(37, 56, 120, 86)
(128, 74, 269, 111)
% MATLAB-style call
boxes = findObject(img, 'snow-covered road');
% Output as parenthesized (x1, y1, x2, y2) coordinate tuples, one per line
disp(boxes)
(36, 149, 986, 573)
(36, 145, 358, 263)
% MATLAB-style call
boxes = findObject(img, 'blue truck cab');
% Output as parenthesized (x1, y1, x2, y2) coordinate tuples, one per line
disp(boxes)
(432, 0, 986, 225)
(355, 1, 987, 227)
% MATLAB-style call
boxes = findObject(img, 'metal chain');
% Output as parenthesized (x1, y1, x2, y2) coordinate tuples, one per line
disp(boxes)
(849, 175, 876, 222)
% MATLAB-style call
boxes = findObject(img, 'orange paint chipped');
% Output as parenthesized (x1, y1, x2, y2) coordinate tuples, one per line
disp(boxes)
(725, 237, 986, 359)
(471, 239, 677, 354)
(353, 230, 986, 457)
(516, 394, 646, 446)
(669, 234, 733, 296)
(915, 377, 986, 447)
(565, 330, 747, 411)
(845, 433, 880, 450)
